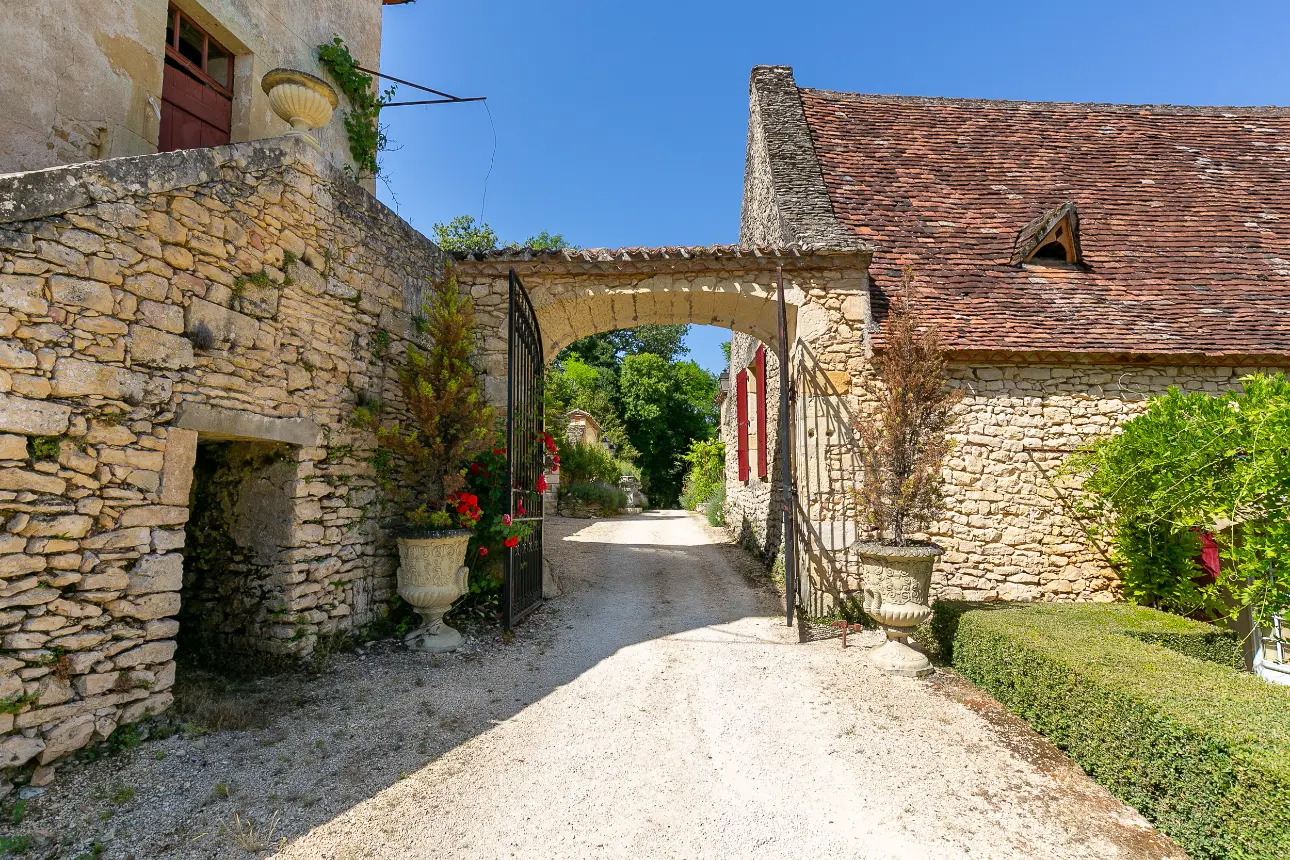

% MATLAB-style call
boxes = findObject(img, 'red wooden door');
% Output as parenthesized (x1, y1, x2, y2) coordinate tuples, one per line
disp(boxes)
(158, 6, 233, 152)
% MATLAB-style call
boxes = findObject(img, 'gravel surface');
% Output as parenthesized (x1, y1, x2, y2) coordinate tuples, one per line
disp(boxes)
(3, 511, 1183, 859)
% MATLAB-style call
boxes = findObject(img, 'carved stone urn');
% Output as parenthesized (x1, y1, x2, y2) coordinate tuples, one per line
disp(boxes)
(856, 541, 943, 678)
(396, 530, 470, 653)
(261, 68, 339, 152)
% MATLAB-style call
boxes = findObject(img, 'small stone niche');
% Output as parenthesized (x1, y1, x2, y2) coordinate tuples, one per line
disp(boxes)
(178, 439, 298, 670)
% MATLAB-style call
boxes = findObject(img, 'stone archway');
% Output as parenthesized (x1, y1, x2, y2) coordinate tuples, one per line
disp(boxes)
(454, 242, 873, 576)
(453, 245, 873, 402)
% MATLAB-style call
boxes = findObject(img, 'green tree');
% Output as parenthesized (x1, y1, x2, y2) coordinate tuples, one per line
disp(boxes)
(432, 215, 499, 254)
(618, 354, 720, 506)
(556, 325, 690, 382)
(523, 231, 571, 250)
(545, 357, 640, 463)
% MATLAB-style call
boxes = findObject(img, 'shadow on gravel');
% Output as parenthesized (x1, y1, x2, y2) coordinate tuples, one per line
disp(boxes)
(9, 511, 778, 859)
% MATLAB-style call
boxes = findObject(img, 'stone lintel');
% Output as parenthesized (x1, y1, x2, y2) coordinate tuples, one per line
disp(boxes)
(174, 403, 321, 447)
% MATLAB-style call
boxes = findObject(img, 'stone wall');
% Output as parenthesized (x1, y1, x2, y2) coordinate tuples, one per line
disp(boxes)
(721, 332, 779, 559)
(931, 362, 1283, 603)
(0, 0, 383, 176)
(0, 137, 466, 775)
(721, 342, 1284, 609)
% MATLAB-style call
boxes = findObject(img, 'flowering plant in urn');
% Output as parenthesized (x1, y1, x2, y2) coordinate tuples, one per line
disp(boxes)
(851, 268, 960, 677)
(364, 271, 494, 652)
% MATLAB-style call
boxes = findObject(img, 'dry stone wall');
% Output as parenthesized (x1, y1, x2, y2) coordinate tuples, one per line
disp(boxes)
(0, 138, 489, 777)
(722, 340, 1283, 609)
(931, 362, 1283, 602)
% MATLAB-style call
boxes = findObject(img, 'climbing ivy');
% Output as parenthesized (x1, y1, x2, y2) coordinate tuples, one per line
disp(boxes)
(317, 36, 394, 176)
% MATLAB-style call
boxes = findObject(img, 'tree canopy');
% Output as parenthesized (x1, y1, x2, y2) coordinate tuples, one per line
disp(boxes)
(432, 215, 571, 254)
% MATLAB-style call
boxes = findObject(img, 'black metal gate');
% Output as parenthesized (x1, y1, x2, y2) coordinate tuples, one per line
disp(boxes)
(504, 269, 545, 627)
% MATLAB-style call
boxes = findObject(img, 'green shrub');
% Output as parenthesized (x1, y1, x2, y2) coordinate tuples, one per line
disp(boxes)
(1066, 373, 1290, 629)
(703, 482, 726, 527)
(557, 440, 631, 486)
(560, 480, 627, 513)
(679, 439, 725, 511)
(929, 602, 1290, 860)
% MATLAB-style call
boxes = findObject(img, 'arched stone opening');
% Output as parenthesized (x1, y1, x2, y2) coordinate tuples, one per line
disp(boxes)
(453, 245, 872, 389)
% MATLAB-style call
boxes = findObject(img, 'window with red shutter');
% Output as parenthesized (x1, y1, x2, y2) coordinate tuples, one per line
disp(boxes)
(735, 368, 750, 481)
(754, 346, 768, 479)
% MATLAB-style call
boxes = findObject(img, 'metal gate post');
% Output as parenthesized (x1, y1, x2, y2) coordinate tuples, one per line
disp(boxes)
(776, 267, 796, 627)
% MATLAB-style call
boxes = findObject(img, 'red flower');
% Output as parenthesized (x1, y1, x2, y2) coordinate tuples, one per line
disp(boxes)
(504, 536, 519, 548)
(536, 474, 548, 493)
(478, 546, 488, 556)
(467, 494, 478, 506)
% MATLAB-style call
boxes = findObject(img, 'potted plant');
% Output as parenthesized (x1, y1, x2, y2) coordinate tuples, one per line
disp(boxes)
(851, 269, 960, 677)
(370, 272, 494, 652)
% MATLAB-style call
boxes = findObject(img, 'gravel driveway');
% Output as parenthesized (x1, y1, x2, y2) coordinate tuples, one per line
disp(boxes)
(5, 511, 1182, 859)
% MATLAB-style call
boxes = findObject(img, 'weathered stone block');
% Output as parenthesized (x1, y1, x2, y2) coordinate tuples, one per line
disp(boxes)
(107, 592, 180, 621)
(112, 639, 177, 668)
(0, 434, 27, 460)
(51, 357, 145, 401)
(138, 300, 185, 334)
(49, 275, 114, 313)
(0, 469, 65, 494)
(185, 297, 257, 347)
(128, 325, 194, 369)
(39, 714, 94, 764)
(0, 274, 49, 315)
(0, 554, 45, 578)
(158, 428, 198, 505)
(18, 514, 92, 538)
(118, 505, 188, 528)
(0, 736, 45, 769)
(126, 553, 182, 595)
(0, 394, 71, 435)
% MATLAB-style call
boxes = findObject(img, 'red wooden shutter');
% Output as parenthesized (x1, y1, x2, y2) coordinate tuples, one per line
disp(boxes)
(754, 346, 768, 479)
(735, 368, 749, 481)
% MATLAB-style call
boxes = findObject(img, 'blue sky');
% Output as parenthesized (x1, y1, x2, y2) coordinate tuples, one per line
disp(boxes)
(376, 0, 1290, 374)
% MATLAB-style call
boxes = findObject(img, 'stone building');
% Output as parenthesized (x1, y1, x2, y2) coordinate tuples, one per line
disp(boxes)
(564, 409, 603, 448)
(0, 0, 407, 177)
(724, 66, 1290, 611)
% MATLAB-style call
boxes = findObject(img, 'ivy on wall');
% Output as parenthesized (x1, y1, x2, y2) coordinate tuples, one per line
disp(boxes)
(317, 36, 394, 176)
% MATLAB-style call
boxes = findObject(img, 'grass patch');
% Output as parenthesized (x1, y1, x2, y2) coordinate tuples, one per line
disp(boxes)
(927, 601, 1290, 860)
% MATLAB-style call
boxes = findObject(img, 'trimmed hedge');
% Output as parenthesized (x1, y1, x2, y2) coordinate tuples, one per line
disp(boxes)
(928, 602, 1290, 860)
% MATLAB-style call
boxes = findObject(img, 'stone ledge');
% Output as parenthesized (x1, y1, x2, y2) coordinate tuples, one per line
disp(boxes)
(174, 403, 322, 447)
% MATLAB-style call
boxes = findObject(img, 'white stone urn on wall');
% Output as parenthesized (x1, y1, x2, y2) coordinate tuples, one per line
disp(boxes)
(857, 542, 942, 678)
(396, 530, 470, 652)
(261, 68, 339, 152)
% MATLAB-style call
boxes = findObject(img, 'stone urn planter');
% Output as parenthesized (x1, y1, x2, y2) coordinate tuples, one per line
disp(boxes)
(856, 541, 943, 678)
(396, 530, 470, 653)
(261, 68, 339, 152)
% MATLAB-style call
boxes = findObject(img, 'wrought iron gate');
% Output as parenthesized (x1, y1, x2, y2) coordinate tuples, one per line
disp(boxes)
(776, 266, 860, 631)
(776, 268, 796, 627)
(504, 269, 545, 627)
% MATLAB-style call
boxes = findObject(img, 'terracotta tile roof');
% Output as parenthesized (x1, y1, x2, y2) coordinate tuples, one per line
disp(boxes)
(798, 89, 1290, 362)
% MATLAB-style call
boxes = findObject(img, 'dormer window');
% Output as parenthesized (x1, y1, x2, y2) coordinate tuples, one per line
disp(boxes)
(1012, 202, 1083, 267)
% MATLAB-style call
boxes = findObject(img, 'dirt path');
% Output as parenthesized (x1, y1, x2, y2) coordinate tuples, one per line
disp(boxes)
(6, 511, 1182, 859)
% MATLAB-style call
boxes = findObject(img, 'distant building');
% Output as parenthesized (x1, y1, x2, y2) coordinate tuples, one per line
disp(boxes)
(565, 409, 602, 448)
